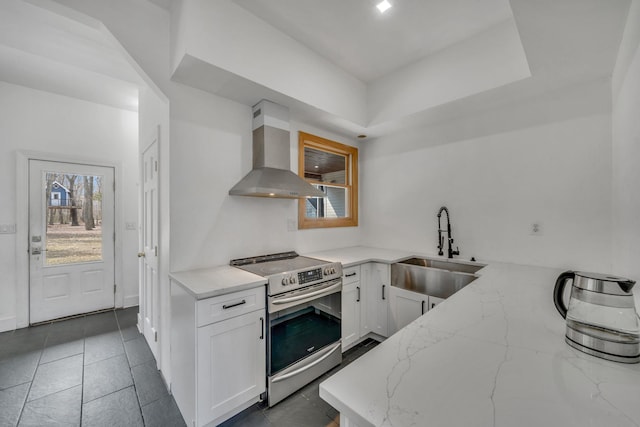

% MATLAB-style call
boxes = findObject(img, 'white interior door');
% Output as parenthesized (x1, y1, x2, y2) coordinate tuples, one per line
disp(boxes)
(140, 138, 159, 360)
(29, 160, 115, 324)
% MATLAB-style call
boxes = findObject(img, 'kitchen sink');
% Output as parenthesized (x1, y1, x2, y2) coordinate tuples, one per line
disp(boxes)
(391, 257, 485, 299)
(399, 257, 485, 275)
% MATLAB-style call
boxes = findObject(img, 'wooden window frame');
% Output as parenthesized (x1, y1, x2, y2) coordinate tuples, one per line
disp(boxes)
(298, 132, 358, 229)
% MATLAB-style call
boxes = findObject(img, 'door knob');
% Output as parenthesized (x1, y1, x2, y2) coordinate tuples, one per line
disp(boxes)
(137, 252, 146, 258)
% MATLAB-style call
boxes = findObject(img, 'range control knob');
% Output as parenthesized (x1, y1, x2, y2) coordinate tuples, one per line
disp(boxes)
(289, 276, 297, 285)
(281, 277, 288, 286)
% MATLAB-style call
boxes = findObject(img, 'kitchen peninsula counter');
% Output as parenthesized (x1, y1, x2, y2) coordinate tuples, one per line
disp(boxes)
(319, 262, 640, 427)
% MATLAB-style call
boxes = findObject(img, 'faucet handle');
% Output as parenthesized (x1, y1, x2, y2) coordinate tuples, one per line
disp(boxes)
(452, 246, 460, 256)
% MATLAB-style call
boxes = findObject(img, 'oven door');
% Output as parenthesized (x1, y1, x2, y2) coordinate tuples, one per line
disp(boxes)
(267, 278, 342, 406)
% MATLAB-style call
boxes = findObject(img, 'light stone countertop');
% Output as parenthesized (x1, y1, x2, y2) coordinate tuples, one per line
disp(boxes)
(306, 246, 417, 267)
(167, 246, 477, 299)
(168, 246, 416, 299)
(319, 261, 640, 427)
(169, 265, 266, 300)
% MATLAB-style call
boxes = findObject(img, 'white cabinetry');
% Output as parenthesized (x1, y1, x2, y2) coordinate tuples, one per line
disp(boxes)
(341, 266, 361, 351)
(361, 263, 389, 338)
(171, 283, 266, 427)
(428, 295, 445, 310)
(388, 287, 446, 334)
(388, 286, 427, 333)
(341, 263, 390, 352)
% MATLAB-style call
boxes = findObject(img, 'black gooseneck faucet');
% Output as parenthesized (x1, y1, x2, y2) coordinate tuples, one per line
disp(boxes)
(437, 206, 460, 259)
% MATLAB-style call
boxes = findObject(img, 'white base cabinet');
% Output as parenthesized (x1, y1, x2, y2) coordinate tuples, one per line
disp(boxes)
(196, 310, 265, 424)
(341, 263, 390, 352)
(388, 286, 427, 333)
(341, 265, 361, 351)
(361, 263, 389, 338)
(388, 286, 446, 334)
(171, 282, 266, 427)
(342, 281, 362, 351)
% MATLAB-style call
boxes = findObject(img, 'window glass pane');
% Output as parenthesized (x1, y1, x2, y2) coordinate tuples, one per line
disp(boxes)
(45, 172, 103, 265)
(305, 185, 348, 219)
(304, 147, 346, 184)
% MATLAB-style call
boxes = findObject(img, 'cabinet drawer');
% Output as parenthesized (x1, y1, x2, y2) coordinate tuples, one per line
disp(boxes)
(342, 265, 361, 284)
(197, 286, 266, 327)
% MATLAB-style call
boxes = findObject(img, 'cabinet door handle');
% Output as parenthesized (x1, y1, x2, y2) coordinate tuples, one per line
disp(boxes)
(431, 302, 436, 309)
(222, 299, 246, 310)
(382, 284, 386, 300)
(421, 300, 425, 315)
(356, 286, 360, 302)
(345, 272, 357, 277)
(259, 317, 264, 340)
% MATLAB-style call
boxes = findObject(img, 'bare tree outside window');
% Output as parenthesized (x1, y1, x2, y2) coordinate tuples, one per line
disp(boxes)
(83, 175, 95, 230)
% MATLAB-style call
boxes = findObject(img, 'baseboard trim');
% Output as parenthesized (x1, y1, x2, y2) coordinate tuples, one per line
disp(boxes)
(0, 316, 17, 333)
(124, 295, 139, 308)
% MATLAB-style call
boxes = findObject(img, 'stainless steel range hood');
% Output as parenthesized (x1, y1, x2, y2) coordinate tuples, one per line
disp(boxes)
(229, 100, 325, 199)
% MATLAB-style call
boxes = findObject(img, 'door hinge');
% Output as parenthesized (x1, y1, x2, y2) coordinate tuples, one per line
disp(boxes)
(155, 246, 158, 257)
(113, 181, 116, 191)
(113, 232, 116, 242)
(154, 331, 158, 342)
(113, 284, 116, 294)
(155, 161, 158, 172)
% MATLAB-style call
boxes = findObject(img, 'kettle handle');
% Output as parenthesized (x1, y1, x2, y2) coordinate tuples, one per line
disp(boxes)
(553, 271, 574, 318)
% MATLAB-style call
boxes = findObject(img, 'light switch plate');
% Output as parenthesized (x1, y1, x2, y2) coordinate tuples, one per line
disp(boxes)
(125, 222, 137, 230)
(287, 219, 297, 232)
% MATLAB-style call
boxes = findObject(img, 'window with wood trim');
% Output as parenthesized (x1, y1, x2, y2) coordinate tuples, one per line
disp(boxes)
(298, 132, 358, 229)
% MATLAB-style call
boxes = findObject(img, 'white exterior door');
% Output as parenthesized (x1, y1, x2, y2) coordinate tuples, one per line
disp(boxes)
(29, 160, 115, 324)
(140, 138, 159, 360)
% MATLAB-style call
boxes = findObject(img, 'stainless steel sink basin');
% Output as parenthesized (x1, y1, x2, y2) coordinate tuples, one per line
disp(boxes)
(399, 257, 485, 275)
(391, 257, 485, 299)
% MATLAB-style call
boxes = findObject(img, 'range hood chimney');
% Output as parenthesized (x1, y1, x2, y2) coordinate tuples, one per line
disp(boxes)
(229, 100, 325, 199)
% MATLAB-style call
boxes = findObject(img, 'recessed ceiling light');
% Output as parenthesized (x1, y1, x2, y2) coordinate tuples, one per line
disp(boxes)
(314, 165, 319, 168)
(376, 0, 392, 13)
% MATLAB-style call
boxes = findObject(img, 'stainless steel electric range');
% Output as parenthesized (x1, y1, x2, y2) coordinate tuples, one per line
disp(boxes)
(231, 251, 342, 407)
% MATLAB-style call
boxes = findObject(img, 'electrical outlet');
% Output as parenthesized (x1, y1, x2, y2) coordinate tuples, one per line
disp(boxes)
(530, 222, 543, 236)
(0, 224, 16, 234)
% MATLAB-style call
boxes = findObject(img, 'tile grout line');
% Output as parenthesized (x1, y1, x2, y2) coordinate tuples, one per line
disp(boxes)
(80, 314, 86, 426)
(116, 309, 147, 426)
(15, 324, 49, 426)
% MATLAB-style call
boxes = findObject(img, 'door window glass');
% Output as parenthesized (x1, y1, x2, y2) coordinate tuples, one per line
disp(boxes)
(44, 172, 104, 265)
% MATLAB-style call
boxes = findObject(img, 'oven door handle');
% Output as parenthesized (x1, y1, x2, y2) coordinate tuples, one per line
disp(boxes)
(272, 281, 342, 306)
(271, 341, 342, 383)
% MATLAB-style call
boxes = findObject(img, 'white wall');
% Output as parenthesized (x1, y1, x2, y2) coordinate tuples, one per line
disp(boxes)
(368, 19, 530, 126)
(169, 83, 361, 272)
(0, 81, 138, 331)
(361, 113, 613, 272)
(612, 0, 640, 291)
(51, 0, 174, 381)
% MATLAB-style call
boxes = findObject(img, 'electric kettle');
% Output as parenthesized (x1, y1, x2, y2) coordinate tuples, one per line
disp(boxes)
(553, 271, 640, 363)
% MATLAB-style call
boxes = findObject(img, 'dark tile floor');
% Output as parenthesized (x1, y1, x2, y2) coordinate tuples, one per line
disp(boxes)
(219, 339, 379, 427)
(0, 307, 184, 427)
(0, 309, 378, 427)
